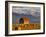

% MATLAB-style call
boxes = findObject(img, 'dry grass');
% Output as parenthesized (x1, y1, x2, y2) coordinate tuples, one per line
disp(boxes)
(12, 23, 40, 30)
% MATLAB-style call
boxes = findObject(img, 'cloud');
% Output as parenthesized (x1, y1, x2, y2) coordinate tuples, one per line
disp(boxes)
(12, 7, 40, 17)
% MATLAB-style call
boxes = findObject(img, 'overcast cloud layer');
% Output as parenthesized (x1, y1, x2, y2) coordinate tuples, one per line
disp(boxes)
(12, 6, 40, 17)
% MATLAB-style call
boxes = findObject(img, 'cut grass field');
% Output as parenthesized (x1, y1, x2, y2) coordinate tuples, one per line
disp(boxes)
(12, 23, 40, 30)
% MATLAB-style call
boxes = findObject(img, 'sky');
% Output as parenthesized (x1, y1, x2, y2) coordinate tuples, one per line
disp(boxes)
(12, 6, 40, 17)
(12, 6, 40, 24)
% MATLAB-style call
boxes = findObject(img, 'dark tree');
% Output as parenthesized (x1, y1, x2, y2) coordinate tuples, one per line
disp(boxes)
(19, 18, 24, 24)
